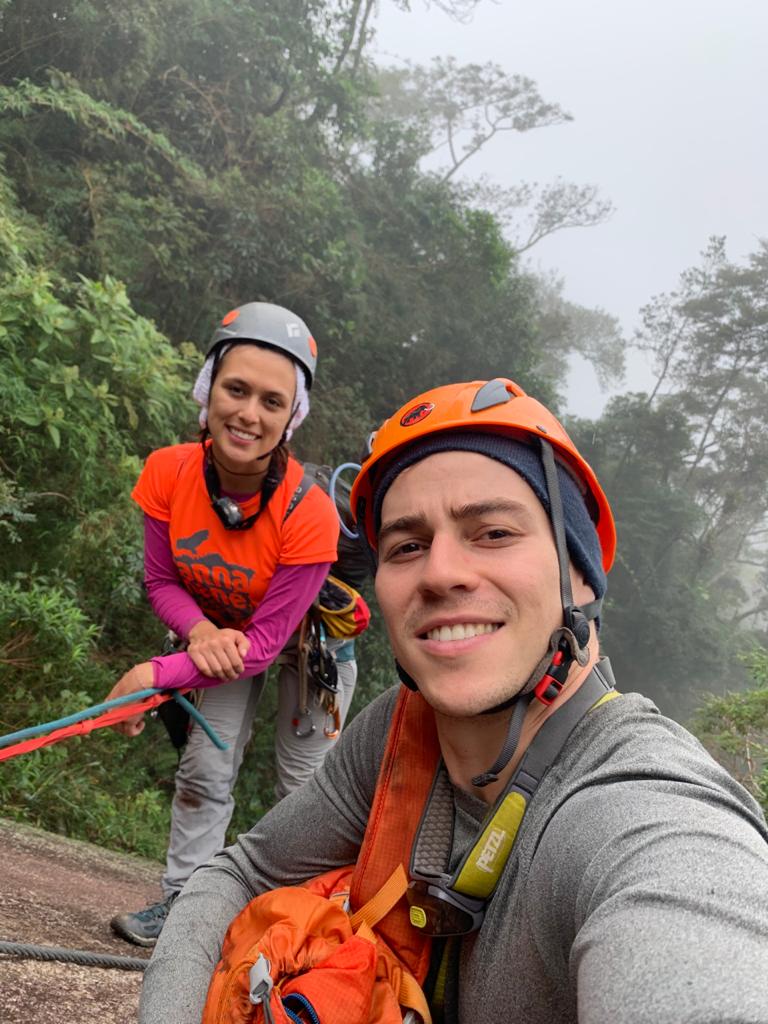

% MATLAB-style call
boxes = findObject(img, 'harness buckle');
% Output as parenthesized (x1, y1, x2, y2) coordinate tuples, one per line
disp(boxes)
(533, 646, 570, 705)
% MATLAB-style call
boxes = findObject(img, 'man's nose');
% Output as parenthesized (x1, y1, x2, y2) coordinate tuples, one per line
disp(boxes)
(417, 533, 480, 597)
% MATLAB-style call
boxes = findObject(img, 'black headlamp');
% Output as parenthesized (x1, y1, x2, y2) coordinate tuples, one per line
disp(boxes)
(204, 451, 264, 532)
(211, 495, 247, 530)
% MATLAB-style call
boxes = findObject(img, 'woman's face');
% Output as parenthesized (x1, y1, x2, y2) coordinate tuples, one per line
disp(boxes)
(206, 344, 296, 471)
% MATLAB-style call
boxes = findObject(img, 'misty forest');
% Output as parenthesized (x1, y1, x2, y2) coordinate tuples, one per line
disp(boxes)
(1, 0, 766, 857)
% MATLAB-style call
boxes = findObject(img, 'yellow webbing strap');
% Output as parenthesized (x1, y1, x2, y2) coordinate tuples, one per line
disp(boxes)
(354, 919, 377, 944)
(430, 939, 454, 1014)
(399, 970, 432, 1023)
(348, 863, 408, 931)
(591, 689, 620, 710)
(350, 864, 432, 1023)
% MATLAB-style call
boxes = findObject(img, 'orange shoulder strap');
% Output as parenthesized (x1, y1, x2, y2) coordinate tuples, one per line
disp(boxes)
(350, 687, 440, 982)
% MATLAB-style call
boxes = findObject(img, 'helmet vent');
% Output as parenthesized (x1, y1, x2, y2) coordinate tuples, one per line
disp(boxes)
(470, 379, 513, 413)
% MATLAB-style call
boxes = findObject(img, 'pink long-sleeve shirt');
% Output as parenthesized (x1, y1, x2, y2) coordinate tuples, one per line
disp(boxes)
(142, 515, 329, 690)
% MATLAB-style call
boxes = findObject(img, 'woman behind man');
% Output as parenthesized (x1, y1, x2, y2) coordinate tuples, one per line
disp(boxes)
(105, 302, 347, 945)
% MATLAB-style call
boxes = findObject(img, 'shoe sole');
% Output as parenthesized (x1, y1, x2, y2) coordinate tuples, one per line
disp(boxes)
(110, 918, 159, 948)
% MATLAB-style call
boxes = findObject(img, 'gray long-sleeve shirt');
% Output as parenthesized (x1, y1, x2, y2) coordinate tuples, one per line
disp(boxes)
(141, 689, 768, 1023)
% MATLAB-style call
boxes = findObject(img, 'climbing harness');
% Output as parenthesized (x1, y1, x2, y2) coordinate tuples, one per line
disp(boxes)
(0, 688, 227, 762)
(293, 612, 341, 740)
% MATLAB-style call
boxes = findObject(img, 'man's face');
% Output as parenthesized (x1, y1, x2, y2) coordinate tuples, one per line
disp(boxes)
(375, 450, 567, 717)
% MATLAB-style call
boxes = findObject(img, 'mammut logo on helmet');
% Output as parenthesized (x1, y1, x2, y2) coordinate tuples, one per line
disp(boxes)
(286, 323, 301, 338)
(400, 402, 435, 427)
(221, 309, 239, 327)
(308, 335, 318, 357)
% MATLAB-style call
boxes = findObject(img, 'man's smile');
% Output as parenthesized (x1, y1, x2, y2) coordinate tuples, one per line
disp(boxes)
(421, 621, 502, 642)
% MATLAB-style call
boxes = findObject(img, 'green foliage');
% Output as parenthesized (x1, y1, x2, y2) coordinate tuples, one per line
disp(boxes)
(693, 648, 768, 814)
(570, 393, 751, 719)
(0, 217, 195, 638)
(0, 577, 174, 858)
(375, 57, 571, 183)
(2, 0, 759, 862)
(0, 162, 193, 852)
(567, 239, 768, 720)
(635, 238, 768, 623)
(0, 0, 562, 857)
(0, 77, 206, 181)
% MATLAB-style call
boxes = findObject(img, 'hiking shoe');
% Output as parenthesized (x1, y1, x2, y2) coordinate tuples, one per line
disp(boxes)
(110, 893, 177, 947)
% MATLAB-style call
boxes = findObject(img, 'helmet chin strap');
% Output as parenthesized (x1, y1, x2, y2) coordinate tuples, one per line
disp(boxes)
(396, 437, 601, 788)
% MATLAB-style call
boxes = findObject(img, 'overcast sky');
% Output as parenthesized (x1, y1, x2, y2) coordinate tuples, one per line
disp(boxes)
(373, 0, 768, 414)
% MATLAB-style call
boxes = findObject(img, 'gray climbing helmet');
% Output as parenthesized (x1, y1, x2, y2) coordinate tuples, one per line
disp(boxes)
(208, 302, 318, 388)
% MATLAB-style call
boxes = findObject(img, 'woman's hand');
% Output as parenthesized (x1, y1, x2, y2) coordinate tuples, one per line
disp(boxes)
(106, 662, 155, 738)
(187, 620, 250, 681)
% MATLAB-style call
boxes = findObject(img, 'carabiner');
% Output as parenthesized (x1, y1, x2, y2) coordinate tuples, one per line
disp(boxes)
(323, 705, 341, 740)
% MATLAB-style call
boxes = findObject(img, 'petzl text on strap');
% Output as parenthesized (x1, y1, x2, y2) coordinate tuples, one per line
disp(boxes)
(407, 660, 618, 936)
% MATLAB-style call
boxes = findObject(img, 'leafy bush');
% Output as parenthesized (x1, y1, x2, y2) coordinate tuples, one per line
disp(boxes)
(693, 648, 768, 815)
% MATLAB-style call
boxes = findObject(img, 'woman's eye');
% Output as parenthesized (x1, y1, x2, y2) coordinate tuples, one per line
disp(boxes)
(225, 384, 244, 397)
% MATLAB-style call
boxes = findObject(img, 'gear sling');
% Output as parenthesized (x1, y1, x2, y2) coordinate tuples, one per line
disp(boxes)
(202, 666, 617, 1024)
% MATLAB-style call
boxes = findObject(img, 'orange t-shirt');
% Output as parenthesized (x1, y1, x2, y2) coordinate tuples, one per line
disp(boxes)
(132, 444, 338, 630)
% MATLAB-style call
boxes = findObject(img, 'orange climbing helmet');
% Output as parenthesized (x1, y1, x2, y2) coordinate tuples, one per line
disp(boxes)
(350, 378, 616, 572)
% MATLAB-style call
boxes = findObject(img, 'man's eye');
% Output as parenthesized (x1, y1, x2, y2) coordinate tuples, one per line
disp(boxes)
(386, 540, 423, 560)
(476, 527, 517, 543)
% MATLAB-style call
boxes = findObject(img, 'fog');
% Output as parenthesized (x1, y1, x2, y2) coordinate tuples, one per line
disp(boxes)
(374, 0, 768, 414)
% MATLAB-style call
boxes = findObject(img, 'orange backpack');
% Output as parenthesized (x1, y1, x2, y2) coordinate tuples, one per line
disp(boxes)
(202, 689, 440, 1024)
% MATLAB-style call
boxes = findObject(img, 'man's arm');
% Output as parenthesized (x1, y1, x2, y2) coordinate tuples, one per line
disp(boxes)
(139, 687, 400, 1023)
(533, 762, 768, 1022)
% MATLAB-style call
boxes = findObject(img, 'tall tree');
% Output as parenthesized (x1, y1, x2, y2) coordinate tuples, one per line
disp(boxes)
(636, 238, 768, 632)
(569, 239, 768, 718)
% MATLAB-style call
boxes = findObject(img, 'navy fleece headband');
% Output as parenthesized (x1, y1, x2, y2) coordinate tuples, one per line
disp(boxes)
(372, 431, 606, 602)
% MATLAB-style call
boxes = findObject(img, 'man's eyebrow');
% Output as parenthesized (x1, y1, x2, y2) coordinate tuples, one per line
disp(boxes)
(378, 512, 429, 545)
(378, 500, 532, 543)
(450, 499, 533, 522)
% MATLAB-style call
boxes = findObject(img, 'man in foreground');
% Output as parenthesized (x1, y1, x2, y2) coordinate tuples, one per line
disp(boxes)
(141, 378, 768, 1023)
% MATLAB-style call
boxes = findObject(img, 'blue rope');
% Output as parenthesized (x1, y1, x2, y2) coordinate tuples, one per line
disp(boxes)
(0, 689, 228, 751)
(329, 462, 361, 540)
(172, 691, 228, 750)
